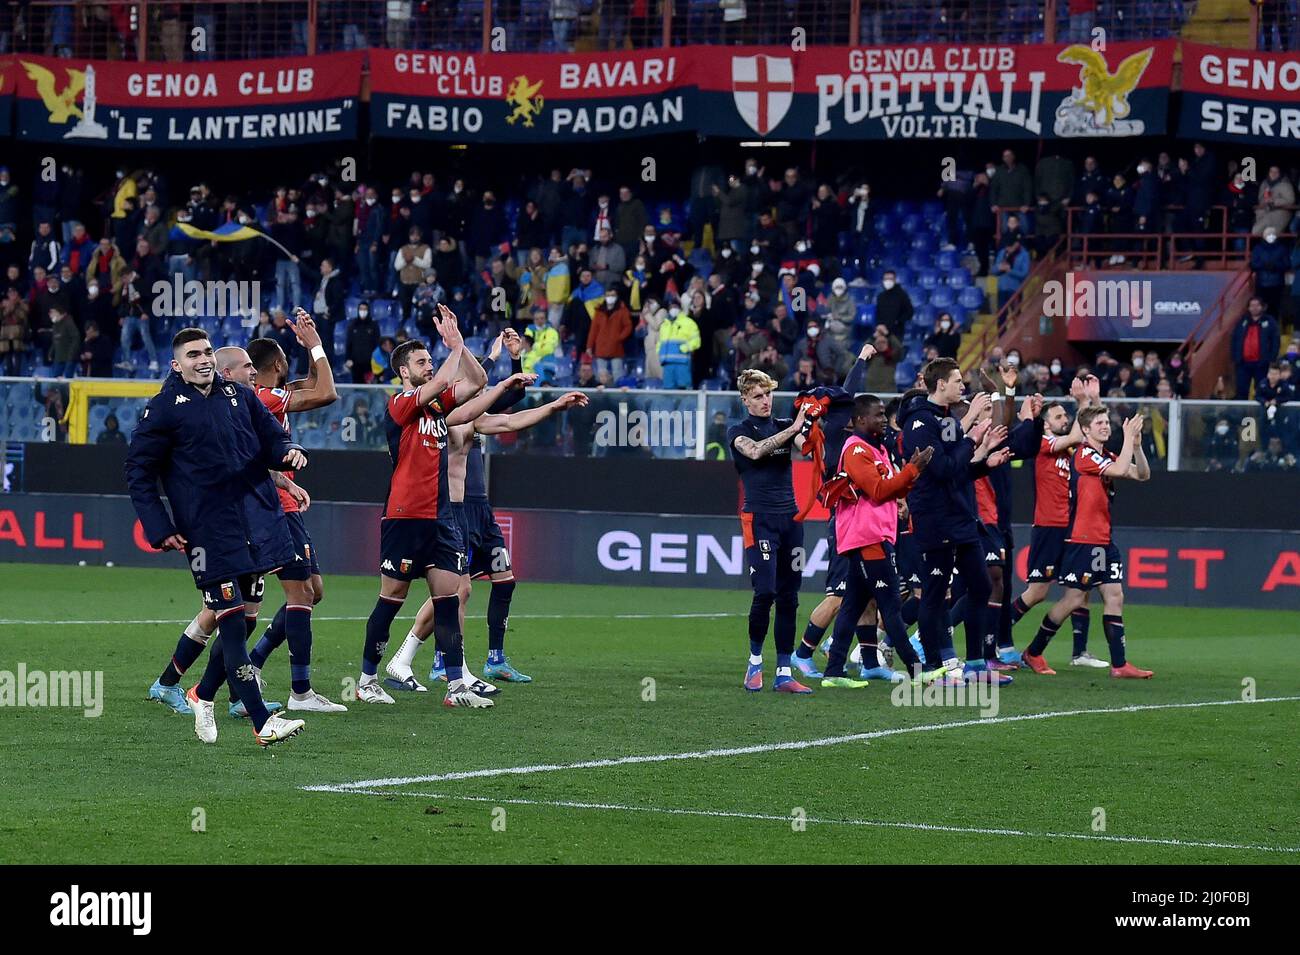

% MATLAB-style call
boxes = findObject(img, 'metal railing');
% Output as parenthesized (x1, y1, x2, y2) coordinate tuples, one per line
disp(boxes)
(5, 376, 1297, 473)
(0, 1, 1274, 61)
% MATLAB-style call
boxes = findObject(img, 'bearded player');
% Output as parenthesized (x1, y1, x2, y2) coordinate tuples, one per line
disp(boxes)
(1021, 405, 1154, 678)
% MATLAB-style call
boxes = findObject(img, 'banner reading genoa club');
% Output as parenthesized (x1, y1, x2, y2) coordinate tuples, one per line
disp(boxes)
(370, 48, 690, 142)
(1179, 43, 1300, 146)
(13, 52, 363, 148)
(696, 41, 1173, 140)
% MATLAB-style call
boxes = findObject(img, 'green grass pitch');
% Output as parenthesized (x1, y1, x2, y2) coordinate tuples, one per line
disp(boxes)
(0, 562, 1295, 864)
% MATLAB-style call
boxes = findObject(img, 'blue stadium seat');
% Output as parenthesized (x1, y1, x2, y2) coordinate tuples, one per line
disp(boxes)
(913, 305, 937, 330)
(947, 268, 972, 289)
(916, 268, 939, 291)
(959, 286, 986, 311)
(921, 200, 944, 220)
(873, 212, 896, 237)
(907, 287, 929, 308)
(854, 304, 876, 327)
(936, 249, 959, 271)
(850, 286, 872, 306)
(370, 299, 392, 320)
(378, 317, 399, 338)
(893, 200, 919, 219)
(929, 286, 956, 310)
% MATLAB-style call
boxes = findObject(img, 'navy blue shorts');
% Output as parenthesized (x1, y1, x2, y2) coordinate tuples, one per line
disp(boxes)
(741, 511, 804, 599)
(201, 573, 266, 615)
(282, 511, 318, 580)
(979, 523, 1008, 568)
(1058, 541, 1123, 590)
(824, 517, 849, 597)
(379, 517, 465, 580)
(1026, 525, 1068, 583)
(453, 499, 511, 578)
(895, 532, 922, 591)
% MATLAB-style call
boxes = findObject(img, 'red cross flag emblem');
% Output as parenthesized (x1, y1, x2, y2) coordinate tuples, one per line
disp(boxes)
(731, 55, 794, 137)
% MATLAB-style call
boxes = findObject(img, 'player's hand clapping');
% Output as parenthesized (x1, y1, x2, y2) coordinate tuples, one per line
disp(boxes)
(289, 308, 320, 349)
(554, 391, 590, 409)
(434, 303, 463, 349)
(284, 448, 307, 470)
(909, 446, 934, 472)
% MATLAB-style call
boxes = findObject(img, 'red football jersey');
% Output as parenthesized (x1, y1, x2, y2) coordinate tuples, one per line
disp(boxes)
(1067, 445, 1117, 545)
(383, 386, 457, 520)
(1033, 433, 1073, 528)
(974, 475, 998, 525)
(256, 384, 297, 513)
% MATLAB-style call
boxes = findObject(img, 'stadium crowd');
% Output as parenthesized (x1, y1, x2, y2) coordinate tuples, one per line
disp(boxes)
(0, 149, 1296, 467)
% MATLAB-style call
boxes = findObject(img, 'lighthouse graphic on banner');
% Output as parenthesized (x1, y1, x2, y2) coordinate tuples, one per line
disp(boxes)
(66, 64, 108, 140)
(731, 55, 794, 137)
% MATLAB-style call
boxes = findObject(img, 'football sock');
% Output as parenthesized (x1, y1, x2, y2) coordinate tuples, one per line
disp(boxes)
(285, 605, 313, 694)
(202, 608, 270, 729)
(984, 601, 1002, 659)
(1102, 614, 1127, 667)
(854, 623, 875, 644)
(487, 580, 514, 662)
(431, 595, 464, 684)
(1071, 608, 1091, 656)
(1010, 596, 1031, 627)
(901, 595, 920, 627)
(797, 621, 826, 658)
(773, 594, 798, 656)
(391, 632, 424, 672)
(1028, 615, 1062, 656)
(362, 595, 404, 677)
(159, 619, 210, 686)
(250, 604, 288, 668)
(748, 593, 773, 655)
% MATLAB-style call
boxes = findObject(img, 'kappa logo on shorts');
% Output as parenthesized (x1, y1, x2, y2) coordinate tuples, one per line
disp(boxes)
(220, 581, 234, 601)
(1029, 569, 1042, 578)
(929, 567, 944, 576)
(1064, 573, 1078, 582)
(400, 558, 413, 574)
(875, 579, 887, 588)
(202, 591, 214, 604)
(381, 559, 396, 572)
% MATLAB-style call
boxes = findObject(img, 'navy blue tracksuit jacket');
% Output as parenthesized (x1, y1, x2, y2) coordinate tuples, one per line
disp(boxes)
(125, 372, 300, 587)
(897, 393, 991, 550)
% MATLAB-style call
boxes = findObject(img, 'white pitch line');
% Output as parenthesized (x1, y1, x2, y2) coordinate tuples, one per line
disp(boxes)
(322, 789, 1300, 855)
(304, 696, 1300, 793)
(0, 611, 743, 626)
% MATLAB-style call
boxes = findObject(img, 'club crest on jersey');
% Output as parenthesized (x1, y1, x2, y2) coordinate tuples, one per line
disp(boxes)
(222, 384, 236, 397)
(220, 581, 234, 601)
(758, 540, 772, 560)
(400, 558, 413, 574)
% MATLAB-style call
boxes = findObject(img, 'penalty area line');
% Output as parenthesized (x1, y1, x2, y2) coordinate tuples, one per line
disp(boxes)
(304, 696, 1300, 793)
(319, 789, 1300, 855)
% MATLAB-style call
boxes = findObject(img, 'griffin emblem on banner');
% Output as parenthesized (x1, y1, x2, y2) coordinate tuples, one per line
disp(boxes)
(504, 75, 544, 127)
(21, 61, 85, 123)
(1053, 45, 1154, 137)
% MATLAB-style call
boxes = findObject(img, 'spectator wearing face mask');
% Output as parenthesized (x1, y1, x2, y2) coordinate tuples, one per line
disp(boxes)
(793, 318, 850, 383)
(1232, 296, 1280, 399)
(826, 277, 855, 349)
(1205, 418, 1239, 471)
(994, 238, 1030, 312)
(715, 174, 751, 254)
(1253, 165, 1295, 236)
(1251, 226, 1288, 320)
(346, 301, 380, 383)
(658, 299, 701, 389)
(745, 253, 778, 305)
(874, 269, 913, 339)
(924, 311, 961, 359)
(636, 298, 666, 381)
(864, 324, 902, 392)
(587, 288, 632, 381)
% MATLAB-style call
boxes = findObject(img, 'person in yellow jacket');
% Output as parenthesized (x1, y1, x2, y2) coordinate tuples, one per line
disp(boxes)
(522, 306, 560, 374)
(657, 301, 700, 389)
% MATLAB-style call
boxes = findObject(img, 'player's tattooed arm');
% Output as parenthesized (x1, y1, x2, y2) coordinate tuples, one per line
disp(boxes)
(285, 308, 339, 411)
(733, 407, 807, 460)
